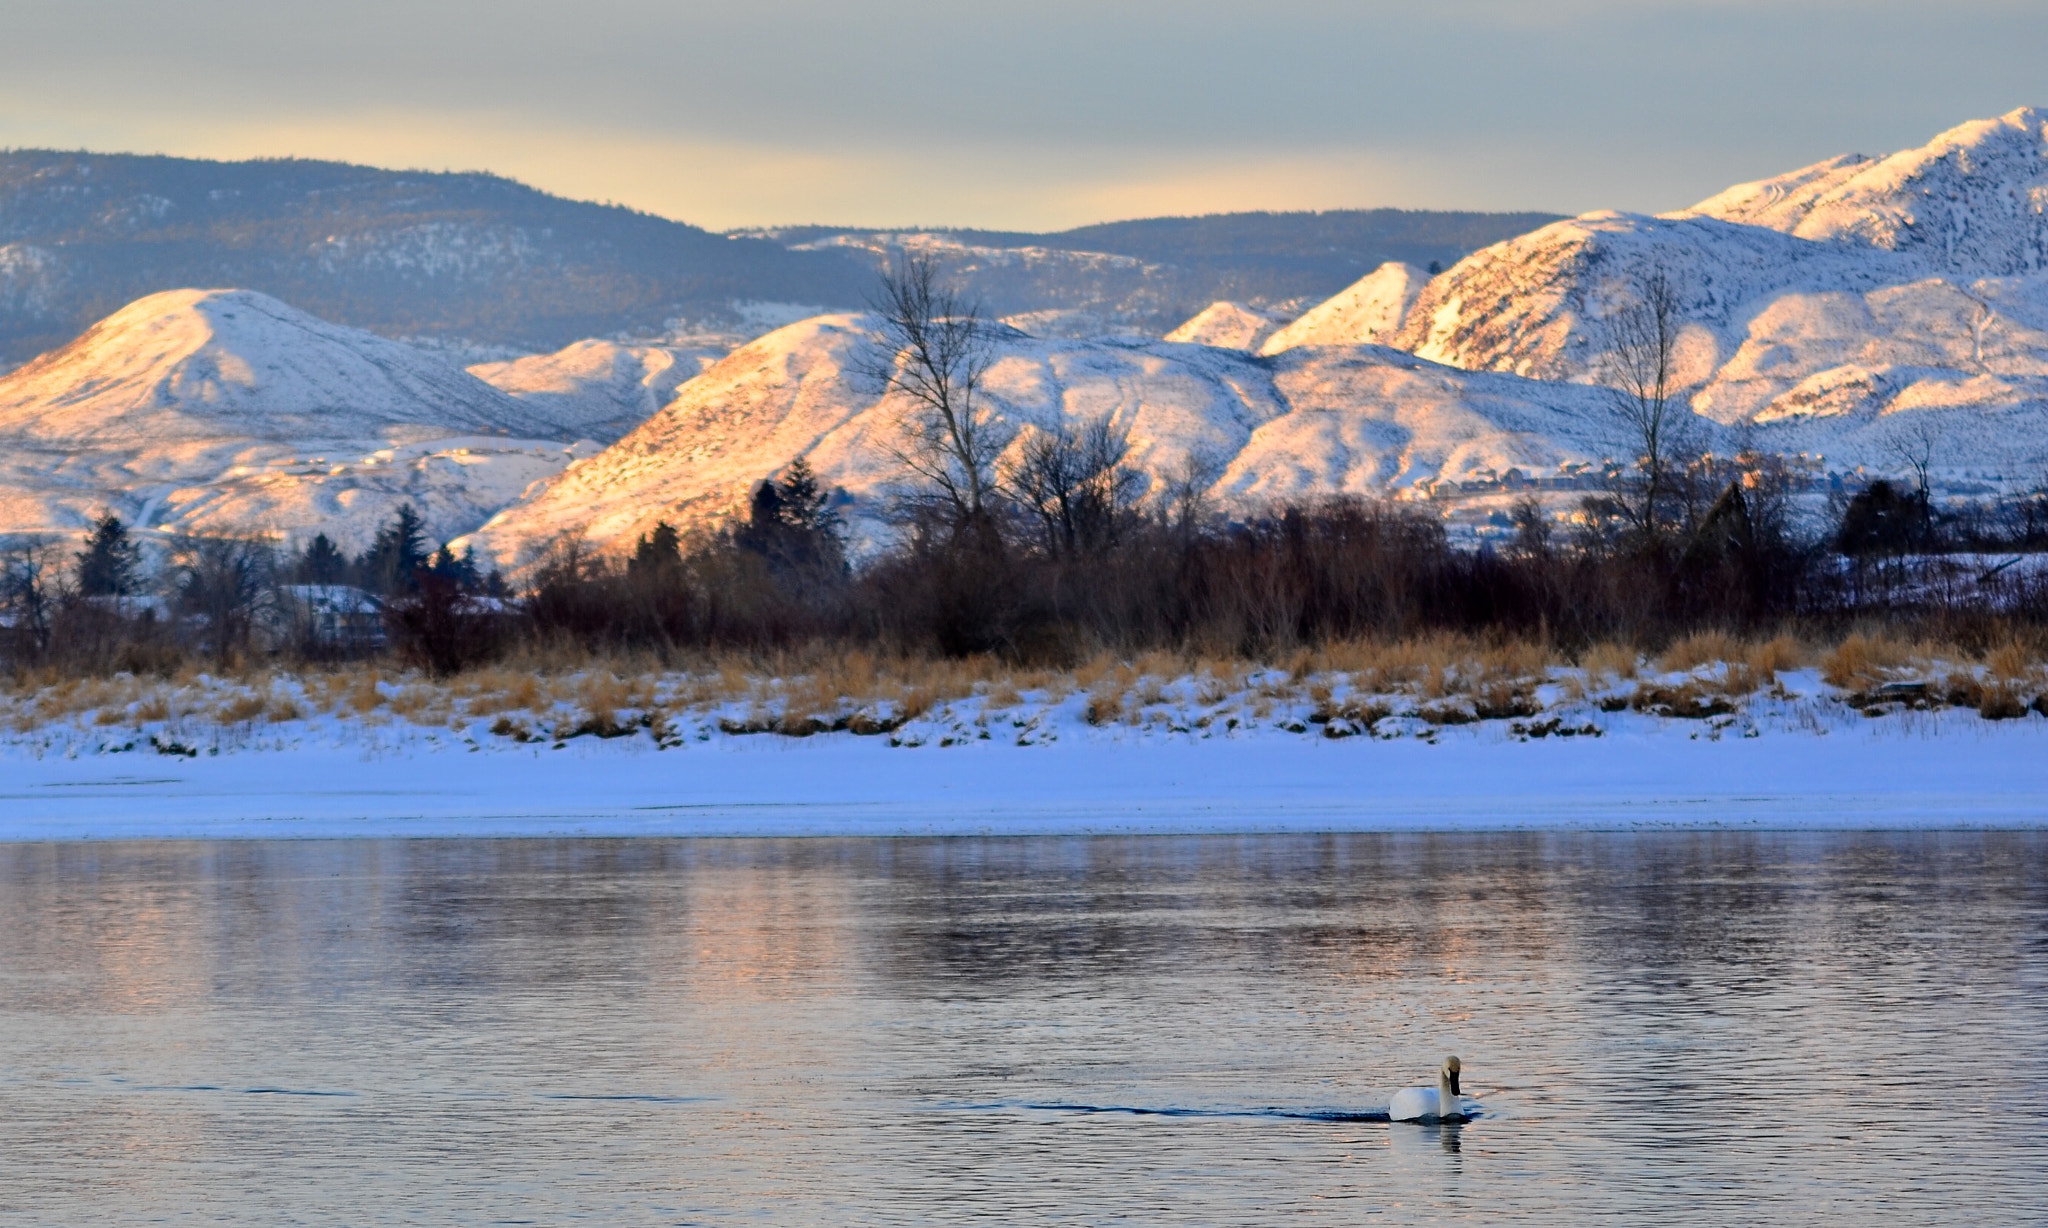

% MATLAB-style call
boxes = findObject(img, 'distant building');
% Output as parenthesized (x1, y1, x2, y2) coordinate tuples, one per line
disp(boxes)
(275, 585, 384, 649)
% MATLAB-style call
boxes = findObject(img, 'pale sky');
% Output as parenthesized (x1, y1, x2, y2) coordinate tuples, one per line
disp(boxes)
(2, 0, 2043, 231)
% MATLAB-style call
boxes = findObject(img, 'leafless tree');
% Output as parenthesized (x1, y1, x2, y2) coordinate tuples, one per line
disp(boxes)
(1162, 452, 1223, 545)
(865, 253, 1011, 528)
(1006, 416, 1141, 555)
(1599, 263, 1697, 545)
(1508, 494, 1551, 559)
(0, 541, 54, 660)
(170, 534, 276, 667)
(1886, 414, 1942, 500)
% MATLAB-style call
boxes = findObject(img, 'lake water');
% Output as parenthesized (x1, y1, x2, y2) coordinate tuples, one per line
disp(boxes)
(0, 832, 2043, 1225)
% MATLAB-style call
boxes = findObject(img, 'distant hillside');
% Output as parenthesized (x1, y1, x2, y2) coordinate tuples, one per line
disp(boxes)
(0, 151, 873, 363)
(0, 148, 1561, 360)
(748, 209, 1564, 336)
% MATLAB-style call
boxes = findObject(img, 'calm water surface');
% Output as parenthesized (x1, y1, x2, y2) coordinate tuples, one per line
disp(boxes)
(0, 832, 2043, 1225)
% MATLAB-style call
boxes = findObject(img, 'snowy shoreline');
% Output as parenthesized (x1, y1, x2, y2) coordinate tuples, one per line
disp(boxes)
(4, 686, 2045, 841)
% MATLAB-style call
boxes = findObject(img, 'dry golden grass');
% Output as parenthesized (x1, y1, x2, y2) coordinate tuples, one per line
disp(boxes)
(1084, 679, 1125, 725)
(1745, 635, 1805, 676)
(1821, 633, 1921, 690)
(7, 630, 2048, 742)
(343, 672, 386, 715)
(1660, 631, 1743, 674)
(217, 692, 267, 724)
(1580, 642, 1639, 681)
(1983, 641, 2040, 685)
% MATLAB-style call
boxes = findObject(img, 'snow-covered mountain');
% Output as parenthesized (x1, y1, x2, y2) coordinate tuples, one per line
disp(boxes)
(0, 151, 872, 364)
(468, 338, 729, 443)
(0, 289, 596, 547)
(1164, 302, 1288, 350)
(1389, 107, 2048, 486)
(457, 313, 1621, 568)
(12, 109, 2048, 566)
(1259, 262, 1426, 354)
(1680, 108, 2048, 275)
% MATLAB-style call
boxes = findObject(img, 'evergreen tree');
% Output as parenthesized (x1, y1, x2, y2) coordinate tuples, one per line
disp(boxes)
(427, 543, 481, 591)
(776, 457, 837, 535)
(735, 459, 846, 579)
(628, 522, 684, 584)
(359, 505, 430, 594)
(293, 533, 349, 585)
(1835, 480, 1934, 556)
(75, 514, 139, 597)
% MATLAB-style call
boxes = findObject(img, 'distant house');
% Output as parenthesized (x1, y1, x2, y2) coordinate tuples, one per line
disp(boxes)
(81, 594, 175, 621)
(275, 585, 385, 649)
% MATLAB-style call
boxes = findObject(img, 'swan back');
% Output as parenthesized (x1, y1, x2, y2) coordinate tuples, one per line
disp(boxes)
(1389, 1055, 1464, 1122)
(1387, 1084, 1440, 1121)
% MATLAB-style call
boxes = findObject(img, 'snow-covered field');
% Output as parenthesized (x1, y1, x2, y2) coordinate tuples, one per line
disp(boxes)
(4, 664, 2043, 841)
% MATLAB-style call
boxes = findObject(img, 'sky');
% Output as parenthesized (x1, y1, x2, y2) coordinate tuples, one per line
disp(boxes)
(2, 0, 2045, 232)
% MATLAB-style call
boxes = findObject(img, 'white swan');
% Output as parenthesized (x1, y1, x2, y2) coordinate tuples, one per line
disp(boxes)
(1388, 1055, 1466, 1122)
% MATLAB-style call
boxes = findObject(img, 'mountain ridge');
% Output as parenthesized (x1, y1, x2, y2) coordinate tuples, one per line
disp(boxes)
(0, 148, 1559, 362)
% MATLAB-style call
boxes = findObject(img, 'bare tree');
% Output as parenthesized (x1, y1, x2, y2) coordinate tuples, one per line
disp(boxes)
(1006, 416, 1140, 555)
(1599, 263, 1697, 545)
(1886, 414, 1941, 501)
(170, 534, 276, 667)
(865, 253, 1011, 528)
(1154, 452, 1223, 551)
(0, 541, 54, 660)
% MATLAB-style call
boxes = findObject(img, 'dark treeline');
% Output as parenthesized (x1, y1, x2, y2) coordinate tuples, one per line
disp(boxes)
(4, 457, 2048, 682)
(0, 507, 507, 677)
(520, 454, 2048, 665)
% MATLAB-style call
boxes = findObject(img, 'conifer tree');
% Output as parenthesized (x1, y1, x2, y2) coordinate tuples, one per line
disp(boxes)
(294, 533, 349, 585)
(628, 522, 684, 584)
(427, 543, 480, 591)
(75, 514, 139, 597)
(360, 505, 430, 594)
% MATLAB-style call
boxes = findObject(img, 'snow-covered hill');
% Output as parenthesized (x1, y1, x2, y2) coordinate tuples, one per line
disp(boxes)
(468, 338, 729, 443)
(1260, 262, 1426, 354)
(13, 109, 2048, 564)
(1680, 108, 2048, 276)
(0, 289, 596, 547)
(1163, 302, 1288, 350)
(458, 313, 1622, 568)
(1388, 107, 2048, 487)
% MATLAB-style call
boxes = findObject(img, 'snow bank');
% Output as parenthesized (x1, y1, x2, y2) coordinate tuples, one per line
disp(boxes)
(4, 668, 2043, 840)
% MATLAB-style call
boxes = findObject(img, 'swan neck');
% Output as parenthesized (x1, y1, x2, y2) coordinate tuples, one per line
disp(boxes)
(1439, 1069, 1460, 1120)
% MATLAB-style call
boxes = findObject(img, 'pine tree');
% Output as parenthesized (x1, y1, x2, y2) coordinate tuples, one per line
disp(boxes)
(776, 457, 836, 535)
(427, 543, 480, 591)
(735, 460, 846, 580)
(294, 533, 349, 585)
(360, 505, 430, 594)
(75, 514, 139, 597)
(628, 522, 684, 584)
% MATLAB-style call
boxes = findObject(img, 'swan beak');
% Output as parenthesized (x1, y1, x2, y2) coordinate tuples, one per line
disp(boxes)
(1448, 1070, 1461, 1097)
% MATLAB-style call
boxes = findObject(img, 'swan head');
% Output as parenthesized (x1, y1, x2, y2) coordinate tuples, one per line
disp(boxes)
(1442, 1055, 1461, 1097)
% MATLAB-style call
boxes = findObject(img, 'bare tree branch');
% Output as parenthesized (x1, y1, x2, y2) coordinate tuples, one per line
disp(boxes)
(1005, 415, 1140, 554)
(863, 252, 1012, 527)
(1598, 263, 1698, 545)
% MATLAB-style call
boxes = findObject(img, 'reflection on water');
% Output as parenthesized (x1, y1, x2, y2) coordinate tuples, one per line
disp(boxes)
(0, 832, 2043, 1224)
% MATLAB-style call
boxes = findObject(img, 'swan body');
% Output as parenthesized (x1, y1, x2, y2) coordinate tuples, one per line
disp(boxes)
(1389, 1055, 1466, 1122)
